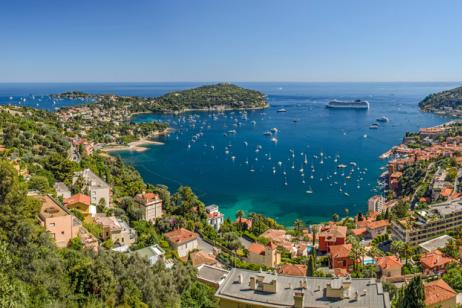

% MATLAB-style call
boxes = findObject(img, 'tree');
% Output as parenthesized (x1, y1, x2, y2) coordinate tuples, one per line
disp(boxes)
(311, 225, 318, 247)
(348, 237, 365, 273)
(28, 175, 51, 193)
(307, 255, 316, 276)
(442, 239, 460, 259)
(393, 276, 425, 308)
(293, 219, 304, 235)
(236, 210, 244, 231)
(391, 240, 405, 257)
(443, 265, 462, 292)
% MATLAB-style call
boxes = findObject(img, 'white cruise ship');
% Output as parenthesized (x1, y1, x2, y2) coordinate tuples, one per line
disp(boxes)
(326, 99, 369, 109)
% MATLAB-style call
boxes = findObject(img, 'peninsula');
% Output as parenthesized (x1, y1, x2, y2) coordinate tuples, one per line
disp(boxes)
(419, 85, 462, 116)
(54, 83, 268, 150)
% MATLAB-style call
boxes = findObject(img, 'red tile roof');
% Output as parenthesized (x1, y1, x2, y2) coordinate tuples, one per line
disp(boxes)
(64, 193, 91, 206)
(135, 192, 160, 202)
(319, 224, 347, 241)
(352, 228, 367, 236)
(277, 264, 307, 276)
(424, 279, 456, 306)
(248, 242, 265, 255)
(190, 250, 217, 267)
(164, 228, 198, 245)
(376, 256, 402, 271)
(367, 219, 389, 230)
(420, 250, 454, 269)
(329, 244, 352, 259)
(235, 217, 252, 229)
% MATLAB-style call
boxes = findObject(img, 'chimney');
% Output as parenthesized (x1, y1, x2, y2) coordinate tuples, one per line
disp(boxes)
(238, 274, 243, 284)
(293, 291, 304, 308)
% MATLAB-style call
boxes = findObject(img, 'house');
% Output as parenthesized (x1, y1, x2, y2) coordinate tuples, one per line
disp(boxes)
(366, 220, 389, 239)
(424, 279, 457, 308)
(164, 228, 198, 258)
(37, 195, 80, 248)
(247, 242, 281, 268)
(133, 244, 166, 266)
(215, 268, 391, 308)
(190, 250, 218, 267)
(328, 243, 353, 271)
(277, 263, 307, 277)
(235, 217, 252, 230)
(318, 224, 347, 252)
(73, 169, 111, 207)
(54, 182, 71, 199)
(376, 256, 402, 280)
(93, 215, 136, 247)
(205, 204, 224, 231)
(64, 193, 95, 219)
(134, 192, 163, 222)
(418, 235, 455, 253)
(420, 250, 454, 275)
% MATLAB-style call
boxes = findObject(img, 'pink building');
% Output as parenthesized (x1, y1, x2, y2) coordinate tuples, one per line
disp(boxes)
(37, 195, 80, 248)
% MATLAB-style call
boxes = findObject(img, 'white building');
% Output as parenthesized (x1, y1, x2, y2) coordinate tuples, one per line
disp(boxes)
(133, 244, 166, 266)
(368, 195, 386, 213)
(73, 169, 111, 207)
(205, 204, 224, 231)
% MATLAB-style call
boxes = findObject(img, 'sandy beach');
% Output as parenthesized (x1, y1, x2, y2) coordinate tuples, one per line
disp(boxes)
(102, 139, 164, 153)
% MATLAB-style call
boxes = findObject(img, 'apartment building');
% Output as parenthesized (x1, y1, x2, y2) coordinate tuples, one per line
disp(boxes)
(134, 192, 163, 222)
(391, 198, 462, 246)
(73, 169, 111, 207)
(215, 268, 391, 308)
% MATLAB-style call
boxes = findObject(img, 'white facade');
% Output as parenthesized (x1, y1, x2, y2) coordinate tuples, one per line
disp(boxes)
(177, 239, 199, 258)
(73, 169, 111, 207)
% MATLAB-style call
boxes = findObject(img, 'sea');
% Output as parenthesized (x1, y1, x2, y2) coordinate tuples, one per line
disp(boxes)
(0, 82, 459, 225)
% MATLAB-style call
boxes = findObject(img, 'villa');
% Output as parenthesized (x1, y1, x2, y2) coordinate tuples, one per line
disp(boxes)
(73, 168, 112, 207)
(94, 215, 136, 248)
(164, 228, 198, 258)
(205, 204, 224, 231)
(318, 224, 347, 252)
(424, 279, 457, 308)
(247, 241, 281, 268)
(134, 192, 163, 222)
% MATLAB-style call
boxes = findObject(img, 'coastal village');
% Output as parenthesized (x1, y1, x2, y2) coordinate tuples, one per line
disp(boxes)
(3, 85, 462, 307)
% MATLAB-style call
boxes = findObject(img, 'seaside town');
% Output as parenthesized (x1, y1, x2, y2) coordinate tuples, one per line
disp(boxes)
(2, 82, 462, 308)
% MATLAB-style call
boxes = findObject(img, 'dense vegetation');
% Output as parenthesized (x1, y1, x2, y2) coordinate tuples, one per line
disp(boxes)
(56, 83, 268, 114)
(154, 83, 267, 112)
(419, 85, 462, 111)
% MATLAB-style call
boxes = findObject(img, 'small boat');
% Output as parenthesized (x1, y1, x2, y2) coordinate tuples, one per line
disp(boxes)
(263, 131, 272, 136)
(369, 123, 379, 129)
(271, 137, 278, 143)
(337, 164, 347, 169)
(306, 187, 313, 194)
(376, 116, 389, 123)
(227, 129, 237, 134)
(270, 128, 279, 133)
(277, 108, 287, 113)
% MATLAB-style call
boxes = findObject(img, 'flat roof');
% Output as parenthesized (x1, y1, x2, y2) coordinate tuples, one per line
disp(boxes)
(197, 265, 229, 284)
(216, 268, 390, 308)
(419, 235, 454, 252)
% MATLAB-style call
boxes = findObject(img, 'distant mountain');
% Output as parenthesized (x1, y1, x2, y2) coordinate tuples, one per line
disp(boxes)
(419, 86, 462, 114)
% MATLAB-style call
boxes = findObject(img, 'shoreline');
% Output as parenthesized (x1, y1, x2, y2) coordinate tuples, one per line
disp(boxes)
(101, 128, 173, 153)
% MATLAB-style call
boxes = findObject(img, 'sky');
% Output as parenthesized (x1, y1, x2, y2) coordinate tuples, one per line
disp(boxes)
(1, 0, 461, 83)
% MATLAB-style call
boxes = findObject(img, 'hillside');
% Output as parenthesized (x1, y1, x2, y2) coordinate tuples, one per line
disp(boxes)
(419, 85, 462, 115)
(154, 83, 268, 112)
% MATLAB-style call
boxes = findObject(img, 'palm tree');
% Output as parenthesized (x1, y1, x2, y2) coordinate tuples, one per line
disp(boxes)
(235, 210, 244, 231)
(349, 239, 366, 273)
(311, 225, 318, 247)
(403, 243, 414, 266)
(293, 219, 304, 234)
(391, 240, 405, 258)
(368, 246, 384, 259)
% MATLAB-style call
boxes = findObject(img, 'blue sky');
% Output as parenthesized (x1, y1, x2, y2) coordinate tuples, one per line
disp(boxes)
(1, 0, 461, 82)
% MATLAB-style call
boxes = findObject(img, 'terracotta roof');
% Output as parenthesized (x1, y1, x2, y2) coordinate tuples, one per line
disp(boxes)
(334, 268, 348, 277)
(367, 219, 389, 230)
(420, 250, 454, 269)
(319, 224, 347, 241)
(248, 242, 265, 255)
(440, 187, 454, 198)
(376, 256, 402, 271)
(424, 279, 456, 306)
(328, 244, 352, 259)
(277, 264, 307, 276)
(164, 228, 198, 245)
(352, 228, 367, 236)
(190, 250, 217, 267)
(235, 217, 252, 229)
(64, 193, 91, 206)
(261, 229, 286, 242)
(390, 172, 403, 179)
(135, 192, 160, 202)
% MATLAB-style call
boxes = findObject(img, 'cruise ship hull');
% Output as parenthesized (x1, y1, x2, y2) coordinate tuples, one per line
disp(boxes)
(326, 100, 370, 109)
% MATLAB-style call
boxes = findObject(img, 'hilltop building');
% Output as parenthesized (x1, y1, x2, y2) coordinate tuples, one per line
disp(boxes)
(134, 192, 163, 222)
(73, 169, 111, 207)
(247, 242, 281, 268)
(205, 204, 224, 231)
(164, 228, 198, 258)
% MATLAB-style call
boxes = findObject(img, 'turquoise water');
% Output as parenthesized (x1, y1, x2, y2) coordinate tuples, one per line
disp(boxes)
(0, 82, 458, 225)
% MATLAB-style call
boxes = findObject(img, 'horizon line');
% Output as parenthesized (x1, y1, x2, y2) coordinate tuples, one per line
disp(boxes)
(0, 80, 461, 84)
